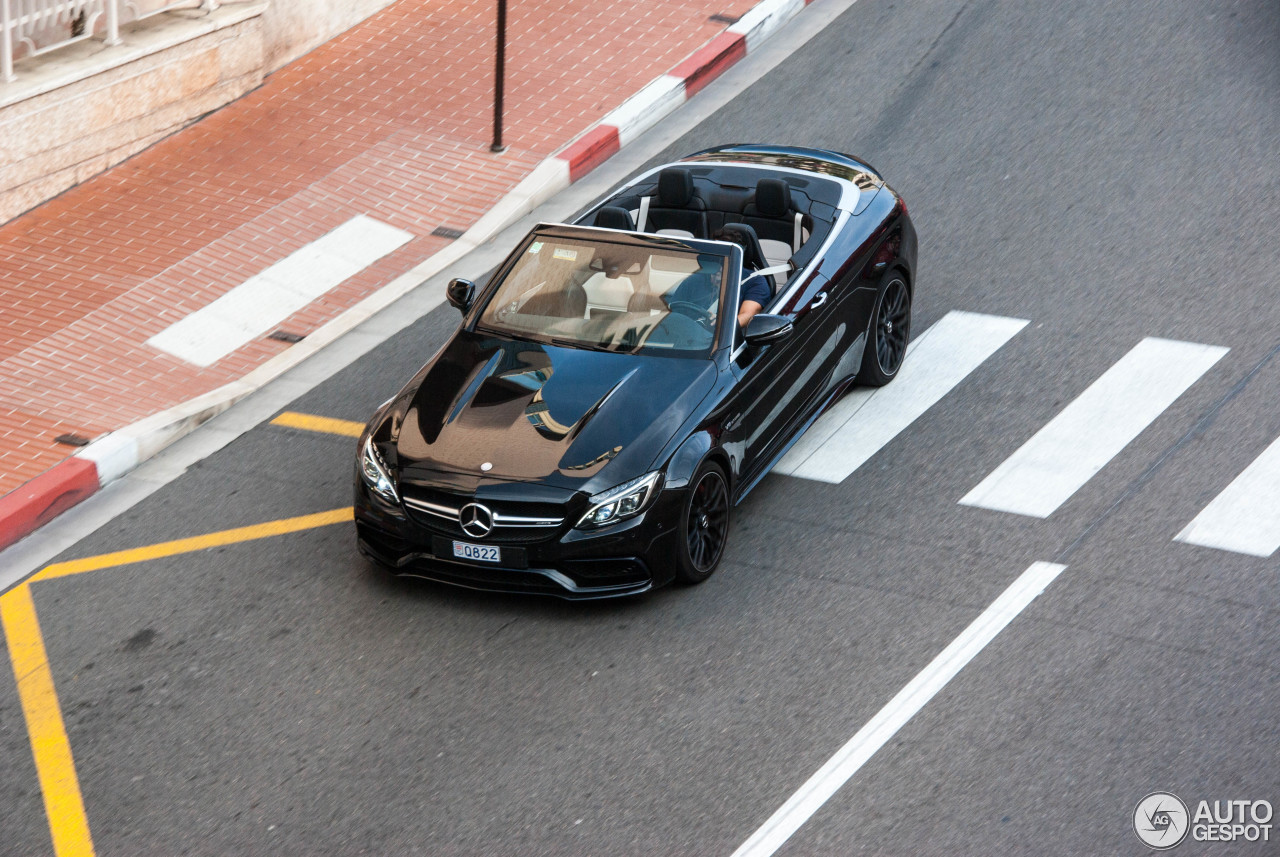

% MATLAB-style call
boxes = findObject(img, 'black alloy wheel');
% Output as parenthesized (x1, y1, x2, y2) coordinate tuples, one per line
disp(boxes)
(856, 275, 911, 386)
(675, 462, 730, 584)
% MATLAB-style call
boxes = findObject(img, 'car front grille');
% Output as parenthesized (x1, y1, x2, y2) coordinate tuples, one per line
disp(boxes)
(400, 485, 569, 544)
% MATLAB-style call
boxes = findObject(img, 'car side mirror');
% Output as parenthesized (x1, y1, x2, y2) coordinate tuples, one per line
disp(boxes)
(446, 278, 475, 313)
(743, 313, 793, 346)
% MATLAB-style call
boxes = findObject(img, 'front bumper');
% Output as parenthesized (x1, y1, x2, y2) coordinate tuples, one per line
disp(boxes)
(353, 478, 683, 600)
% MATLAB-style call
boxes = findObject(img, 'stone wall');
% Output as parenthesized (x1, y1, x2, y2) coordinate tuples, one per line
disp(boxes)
(0, 0, 398, 225)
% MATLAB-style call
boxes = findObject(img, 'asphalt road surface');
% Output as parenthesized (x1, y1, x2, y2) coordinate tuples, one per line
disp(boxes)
(3, 0, 1279, 854)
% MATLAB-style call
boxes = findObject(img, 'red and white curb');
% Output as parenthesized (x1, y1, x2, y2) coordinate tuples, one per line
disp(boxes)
(471, 0, 816, 229)
(0, 0, 818, 552)
(557, 0, 813, 181)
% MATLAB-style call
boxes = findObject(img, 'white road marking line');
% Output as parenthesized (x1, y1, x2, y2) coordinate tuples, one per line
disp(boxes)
(147, 215, 413, 367)
(1175, 434, 1280, 557)
(960, 337, 1228, 519)
(776, 311, 1028, 483)
(731, 561, 1067, 857)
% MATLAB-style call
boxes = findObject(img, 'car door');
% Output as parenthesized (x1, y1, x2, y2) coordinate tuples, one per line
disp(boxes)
(723, 267, 845, 492)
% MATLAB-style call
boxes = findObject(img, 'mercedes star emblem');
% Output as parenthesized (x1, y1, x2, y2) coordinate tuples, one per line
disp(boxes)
(459, 502, 495, 538)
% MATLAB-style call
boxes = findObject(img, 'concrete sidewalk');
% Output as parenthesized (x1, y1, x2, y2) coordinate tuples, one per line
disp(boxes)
(0, 0, 818, 550)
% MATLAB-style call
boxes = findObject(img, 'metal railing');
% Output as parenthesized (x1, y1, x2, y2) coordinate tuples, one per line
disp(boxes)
(2, 0, 218, 82)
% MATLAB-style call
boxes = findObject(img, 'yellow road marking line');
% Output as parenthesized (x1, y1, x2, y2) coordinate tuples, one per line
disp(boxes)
(32, 507, 354, 582)
(2, 583, 95, 857)
(1, 505, 353, 855)
(270, 411, 365, 437)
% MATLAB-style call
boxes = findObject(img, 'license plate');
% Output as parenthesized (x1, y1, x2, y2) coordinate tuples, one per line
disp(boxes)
(452, 541, 501, 563)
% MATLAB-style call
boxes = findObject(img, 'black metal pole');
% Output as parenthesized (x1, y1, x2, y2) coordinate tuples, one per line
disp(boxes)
(491, 0, 507, 153)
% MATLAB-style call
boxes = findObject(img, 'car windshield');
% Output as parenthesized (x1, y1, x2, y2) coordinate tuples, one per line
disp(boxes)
(476, 234, 728, 357)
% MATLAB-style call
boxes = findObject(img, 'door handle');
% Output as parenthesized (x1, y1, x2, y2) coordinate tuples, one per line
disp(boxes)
(809, 291, 828, 310)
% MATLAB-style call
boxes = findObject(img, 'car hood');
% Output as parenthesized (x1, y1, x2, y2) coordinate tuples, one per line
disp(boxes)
(389, 331, 716, 494)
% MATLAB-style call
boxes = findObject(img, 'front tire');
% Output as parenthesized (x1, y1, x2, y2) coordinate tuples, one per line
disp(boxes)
(675, 462, 730, 585)
(855, 274, 911, 386)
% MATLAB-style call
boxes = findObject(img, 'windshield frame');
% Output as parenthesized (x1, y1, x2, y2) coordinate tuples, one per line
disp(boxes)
(469, 224, 740, 359)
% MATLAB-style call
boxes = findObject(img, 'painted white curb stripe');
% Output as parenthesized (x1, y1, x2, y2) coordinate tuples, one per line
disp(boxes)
(730, 0, 807, 50)
(777, 311, 1028, 482)
(960, 337, 1228, 518)
(609, 75, 689, 146)
(1175, 434, 1280, 557)
(731, 561, 1068, 857)
(74, 433, 139, 485)
(147, 215, 413, 367)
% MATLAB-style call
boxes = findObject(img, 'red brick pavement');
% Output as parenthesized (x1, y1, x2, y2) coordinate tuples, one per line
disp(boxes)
(0, 0, 762, 502)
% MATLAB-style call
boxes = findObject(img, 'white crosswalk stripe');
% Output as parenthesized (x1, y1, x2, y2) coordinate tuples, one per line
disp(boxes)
(776, 311, 1028, 483)
(959, 337, 1228, 518)
(1174, 435, 1280, 557)
(774, 307, 1280, 558)
(147, 215, 413, 367)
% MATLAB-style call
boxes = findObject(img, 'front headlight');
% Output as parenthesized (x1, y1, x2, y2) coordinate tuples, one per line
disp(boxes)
(576, 471, 662, 529)
(360, 436, 400, 505)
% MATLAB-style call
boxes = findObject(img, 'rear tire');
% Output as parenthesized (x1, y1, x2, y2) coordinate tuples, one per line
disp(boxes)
(674, 462, 730, 585)
(855, 274, 911, 386)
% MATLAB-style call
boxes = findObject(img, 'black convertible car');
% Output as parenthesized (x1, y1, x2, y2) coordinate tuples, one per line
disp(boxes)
(354, 145, 916, 598)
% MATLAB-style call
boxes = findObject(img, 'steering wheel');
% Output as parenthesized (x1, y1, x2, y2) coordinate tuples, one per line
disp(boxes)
(667, 300, 713, 329)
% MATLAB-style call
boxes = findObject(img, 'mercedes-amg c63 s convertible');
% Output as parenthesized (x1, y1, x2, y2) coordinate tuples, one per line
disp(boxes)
(354, 145, 916, 598)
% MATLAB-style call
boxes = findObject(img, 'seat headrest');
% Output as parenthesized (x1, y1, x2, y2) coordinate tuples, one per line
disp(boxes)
(658, 168, 696, 206)
(714, 223, 767, 271)
(716, 222, 762, 246)
(754, 178, 792, 217)
(594, 206, 634, 230)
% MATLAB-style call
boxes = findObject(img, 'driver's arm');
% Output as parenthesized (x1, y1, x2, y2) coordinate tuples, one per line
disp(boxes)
(737, 273, 771, 329)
